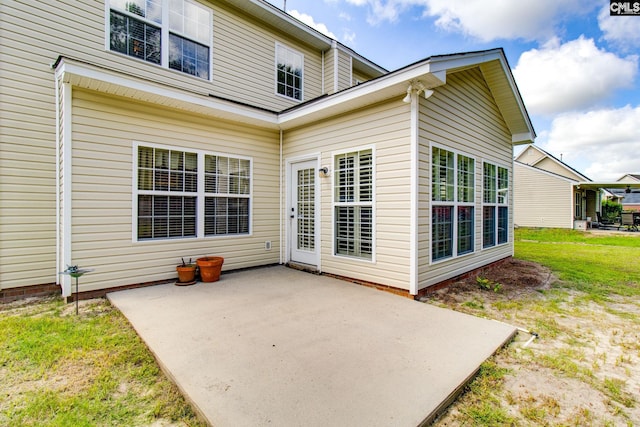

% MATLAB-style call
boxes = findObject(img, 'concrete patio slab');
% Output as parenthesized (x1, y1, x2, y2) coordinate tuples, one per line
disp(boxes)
(107, 266, 516, 426)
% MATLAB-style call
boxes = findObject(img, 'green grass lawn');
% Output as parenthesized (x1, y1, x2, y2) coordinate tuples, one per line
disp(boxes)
(0, 298, 205, 427)
(516, 228, 640, 300)
(433, 227, 640, 426)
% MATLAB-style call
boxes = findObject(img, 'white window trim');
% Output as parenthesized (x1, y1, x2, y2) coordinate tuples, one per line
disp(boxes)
(274, 42, 304, 102)
(331, 145, 376, 263)
(429, 143, 477, 265)
(131, 141, 253, 243)
(481, 160, 510, 250)
(105, 0, 213, 81)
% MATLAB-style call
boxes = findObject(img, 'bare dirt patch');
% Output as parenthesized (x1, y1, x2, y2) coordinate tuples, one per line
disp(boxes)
(426, 259, 640, 426)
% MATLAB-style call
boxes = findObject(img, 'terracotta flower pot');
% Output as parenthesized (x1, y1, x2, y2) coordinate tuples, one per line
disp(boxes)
(196, 256, 224, 282)
(176, 265, 196, 284)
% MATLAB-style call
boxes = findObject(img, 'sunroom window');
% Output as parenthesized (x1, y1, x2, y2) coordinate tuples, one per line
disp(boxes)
(431, 146, 475, 262)
(483, 162, 509, 248)
(109, 0, 211, 79)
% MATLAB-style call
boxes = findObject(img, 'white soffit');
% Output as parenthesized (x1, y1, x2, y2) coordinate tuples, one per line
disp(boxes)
(55, 58, 280, 129)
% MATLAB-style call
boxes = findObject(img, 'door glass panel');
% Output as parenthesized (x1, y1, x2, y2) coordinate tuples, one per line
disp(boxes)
(297, 168, 315, 251)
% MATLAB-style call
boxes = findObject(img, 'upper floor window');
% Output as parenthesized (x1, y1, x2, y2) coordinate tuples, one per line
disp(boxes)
(109, 0, 211, 80)
(276, 44, 303, 101)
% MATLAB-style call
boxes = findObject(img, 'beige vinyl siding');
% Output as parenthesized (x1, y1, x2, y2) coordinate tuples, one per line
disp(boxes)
(66, 89, 280, 292)
(517, 145, 546, 165)
(352, 69, 374, 85)
(417, 67, 514, 290)
(212, 2, 323, 109)
(534, 157, 584, 181)
(324, 48, 336, 94)
(0, 0, 59, 289)
(284, 100, 412, 290)
(514, 163, 573, 228)
(3, 1, 324, 112)
(0, 0, 323, 290)
(336, 49, 352, 92)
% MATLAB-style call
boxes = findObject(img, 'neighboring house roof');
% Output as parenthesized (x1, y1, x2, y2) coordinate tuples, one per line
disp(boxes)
(514, 144, 591, 181)
(617, 173, 640, 182)
(608, 189, 640, 204)
(55, 48, 536, 143)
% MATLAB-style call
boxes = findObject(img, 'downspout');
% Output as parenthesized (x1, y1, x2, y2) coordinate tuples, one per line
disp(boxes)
(54, 70, 61, 289)
(409, 91, 419, 296)
(280, 129, 284, 264)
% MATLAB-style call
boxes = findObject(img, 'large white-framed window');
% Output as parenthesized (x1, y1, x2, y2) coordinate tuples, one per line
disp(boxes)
(333, 148, 374, 260)
(275, 43, 303, 101)
(482, 162, 509, 248)
(134, 143, 251, 241)
(108, 0, 212, 80)
(431, 145, 476, 262)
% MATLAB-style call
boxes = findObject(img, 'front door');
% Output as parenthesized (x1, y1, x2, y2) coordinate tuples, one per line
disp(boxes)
(289, 160, 318, 266)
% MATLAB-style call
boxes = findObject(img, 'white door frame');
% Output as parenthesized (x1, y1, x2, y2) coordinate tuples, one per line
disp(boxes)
(286, 155, 321, 268)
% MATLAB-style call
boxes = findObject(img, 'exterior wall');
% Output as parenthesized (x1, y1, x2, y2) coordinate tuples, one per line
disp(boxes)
(67, 89, 280, 293)
(324, 47, 336, 94)
(212, 2, 324, 109)
(352, 69, 376, 86)
(0, 0, 325, 290)
(336, 49, 352, 92)
(514, 163, 573, 228)
(417, 67, 515, 290)
(517, 145, 545, 165)
(534, 157, 584, 181)
(284, 100, 412, 290)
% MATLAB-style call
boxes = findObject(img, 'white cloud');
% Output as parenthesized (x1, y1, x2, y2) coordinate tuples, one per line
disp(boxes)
(512, 37, 638, 116)
(598, 5, 640, 50)
(343, 30, 357, 44)
(545, 106, 640, 180)
(288, 9, 337, 39)
(426, 0, 562, 42)
(343, 0, 599, 41)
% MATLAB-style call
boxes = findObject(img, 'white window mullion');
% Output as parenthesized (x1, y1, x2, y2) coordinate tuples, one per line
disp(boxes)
(161, 0, 169, 67)
(197, 152, 205, 238)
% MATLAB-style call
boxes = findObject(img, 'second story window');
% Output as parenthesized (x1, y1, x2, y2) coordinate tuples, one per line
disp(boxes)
(109, 0, 211, 80)
(276, 43, 303, 101)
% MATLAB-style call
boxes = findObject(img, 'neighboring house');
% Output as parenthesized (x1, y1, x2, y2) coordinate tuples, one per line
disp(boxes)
(514, 145, 599, 229)
(0, 0, 535, 300)
(609, 174, 640, 211)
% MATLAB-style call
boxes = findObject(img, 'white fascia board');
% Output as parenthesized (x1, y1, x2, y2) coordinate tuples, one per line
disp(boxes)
(427, 49, 505, 74)
(279, 63, 446, 128)
(55, 59, 279, 128)
(512, 132, 535, 145)
(429, 49, 536, 141)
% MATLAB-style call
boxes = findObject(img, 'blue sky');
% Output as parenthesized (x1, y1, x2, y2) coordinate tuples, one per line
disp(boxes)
(265, 0, 640, 181)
